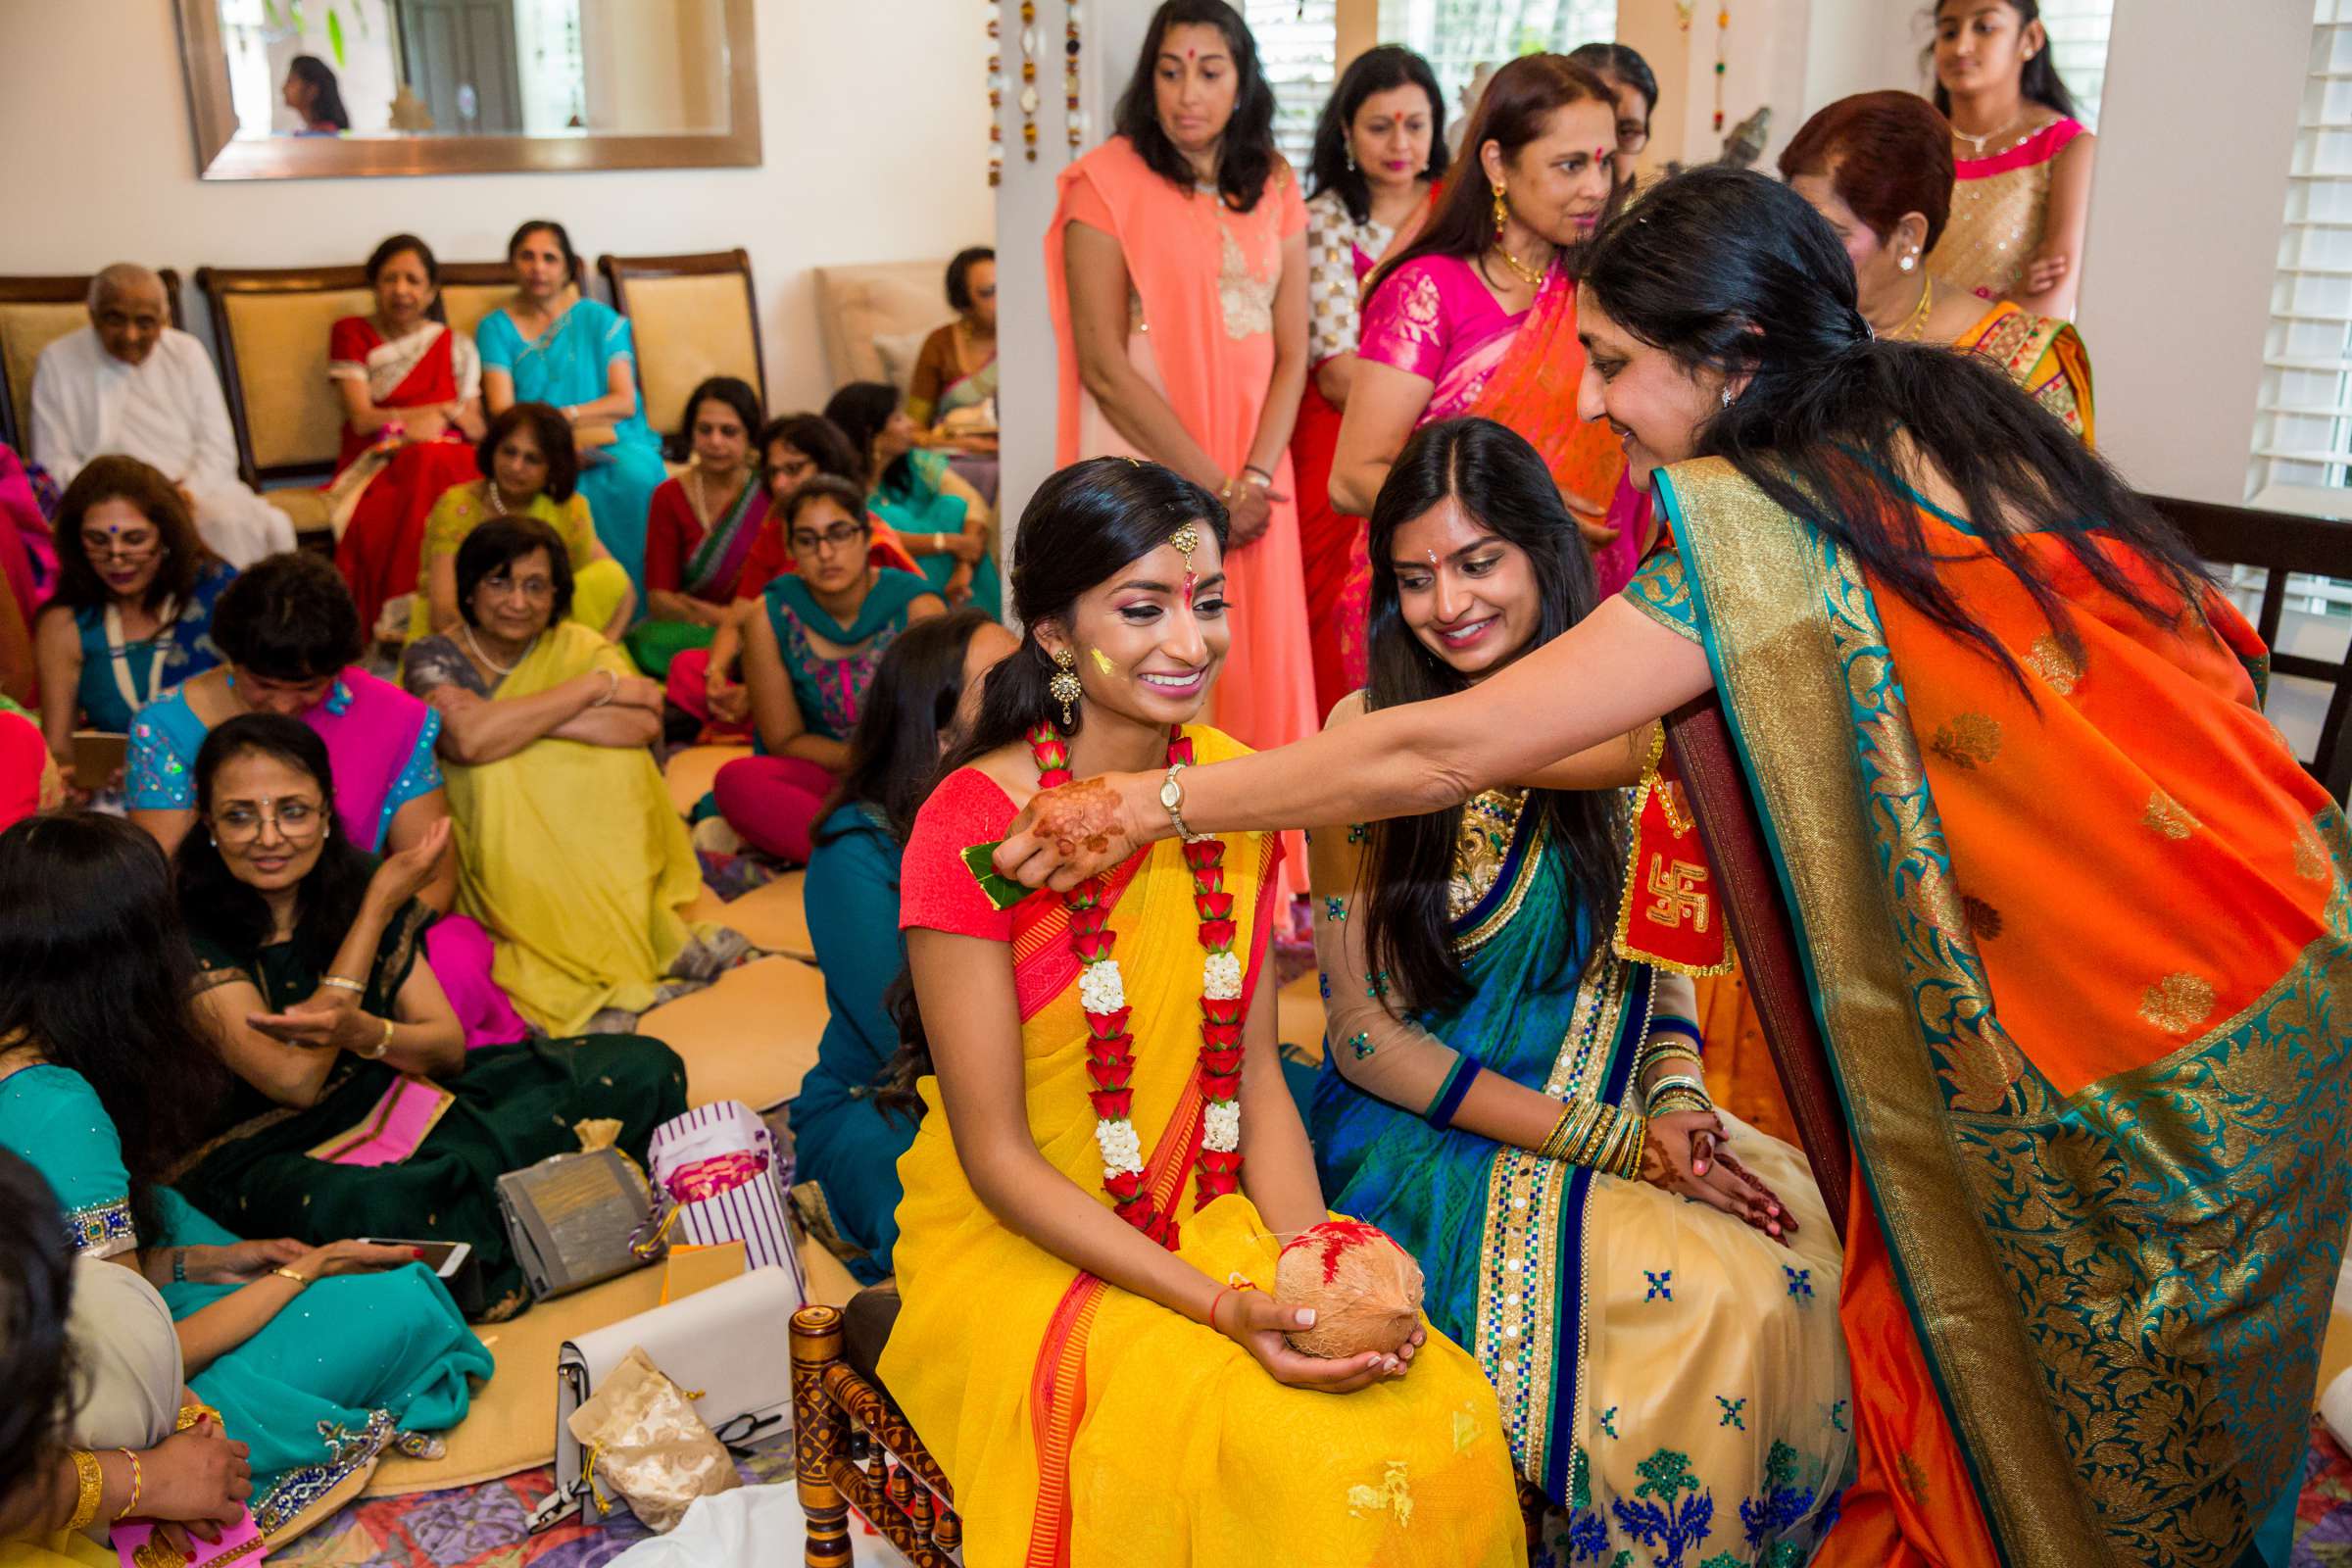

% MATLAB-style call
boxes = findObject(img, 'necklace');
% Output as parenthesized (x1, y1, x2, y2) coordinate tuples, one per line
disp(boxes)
(1893, 275, 1935, 342)
(1031, 722, 1241, 1247)
(486, 482, 509, 517)
(1950, 110, 2026, 158)
(1492, 242, 1545, 287)
(462, 623, 531, 677)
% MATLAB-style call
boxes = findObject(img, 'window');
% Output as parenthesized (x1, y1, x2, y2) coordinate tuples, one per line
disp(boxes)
(2034, 0, 2112, 131)
(1378, 0, 1619, 122)
(1246, 0, 1341, 166)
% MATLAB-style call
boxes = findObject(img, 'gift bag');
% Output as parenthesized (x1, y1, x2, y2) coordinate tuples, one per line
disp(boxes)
(564, 1347, 738, 1532)
(646, 1102, 807, 1299)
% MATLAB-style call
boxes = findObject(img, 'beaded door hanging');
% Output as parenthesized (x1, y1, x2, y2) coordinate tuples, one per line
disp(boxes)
(986, 0, 1004, 185)
(1019, 0, 1041, 162)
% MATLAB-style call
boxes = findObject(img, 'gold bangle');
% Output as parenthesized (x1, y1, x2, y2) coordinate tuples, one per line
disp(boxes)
(66, 1449, 104, 1532)
(271, 1264, 311, 1289)
(357, 1013, 394, 1060)
(113, 1448, 141, 1523)
(174, 1402, 222, 1433)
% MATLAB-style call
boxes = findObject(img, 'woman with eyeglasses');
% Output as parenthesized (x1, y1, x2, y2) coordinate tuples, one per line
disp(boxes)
(1565, 43, 1657, 202)
(404, 517, 715, 1036)
(170, 713, 686, 1321)
(32, 457, 233, 794)
(710, 477, 944, 865)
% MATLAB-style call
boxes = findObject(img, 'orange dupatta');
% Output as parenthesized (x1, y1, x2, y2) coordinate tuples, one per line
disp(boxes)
(1466, 267, 1626, 514)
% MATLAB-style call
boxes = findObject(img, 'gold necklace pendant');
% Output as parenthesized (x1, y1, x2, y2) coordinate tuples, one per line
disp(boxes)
(1897, 276, 1936, 342)
(1493, 243, 1545, 287)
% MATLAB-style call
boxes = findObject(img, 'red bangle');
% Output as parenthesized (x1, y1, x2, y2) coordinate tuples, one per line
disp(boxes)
(1206, 1286, 1231, 1332)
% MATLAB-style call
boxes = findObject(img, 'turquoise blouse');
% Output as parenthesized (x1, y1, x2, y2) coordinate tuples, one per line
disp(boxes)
(0, 1063, 491, 1529)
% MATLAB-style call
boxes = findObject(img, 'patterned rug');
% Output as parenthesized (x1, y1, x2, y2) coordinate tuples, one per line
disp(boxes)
(270, 1414, 2352, 1566)
(270, 1445, 800, 1568)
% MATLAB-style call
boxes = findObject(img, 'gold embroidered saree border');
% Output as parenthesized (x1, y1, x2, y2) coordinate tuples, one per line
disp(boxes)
(1662, 460, 2108, 1565)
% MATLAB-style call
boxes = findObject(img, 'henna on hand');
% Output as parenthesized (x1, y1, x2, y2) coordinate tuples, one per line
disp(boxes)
(1031, 777, 1125, 857)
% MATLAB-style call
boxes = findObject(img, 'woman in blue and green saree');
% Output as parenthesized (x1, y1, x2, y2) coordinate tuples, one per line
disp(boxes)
(993, 169, 2352, 1568)
(1308, 417, 1848, 1565)
(0, 811, 489, 1535)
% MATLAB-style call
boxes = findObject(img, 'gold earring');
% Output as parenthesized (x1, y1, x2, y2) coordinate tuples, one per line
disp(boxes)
(1491, 181, 1509, 240)
(1049, 646, 1082, 729)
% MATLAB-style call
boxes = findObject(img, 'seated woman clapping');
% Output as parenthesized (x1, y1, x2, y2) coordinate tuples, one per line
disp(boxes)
(790, 606, 1014, 1283)
(172, 714, 687, 1320)
(403, 517, 715, 1036)
(411, 402, 634, 644)
(0, 1147, 252, 1563)
(1308, 417, 1848, 1557)
(0, 812, 488, 1520)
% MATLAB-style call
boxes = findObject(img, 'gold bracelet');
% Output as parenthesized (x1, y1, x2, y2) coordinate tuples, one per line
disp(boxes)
(357, 1014, 394, 1060)
(174, 1401, 222, 1433)
(271, 1264, 311, 1289)
(66, 1449, 104, 1532)
(113, 1448, 141, 1523)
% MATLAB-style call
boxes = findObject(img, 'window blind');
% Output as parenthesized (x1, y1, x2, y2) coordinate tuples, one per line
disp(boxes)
(2034, 0, 2112, 131)
(1245, 0, 1342, 167)
(1376, 0, 1620, 126)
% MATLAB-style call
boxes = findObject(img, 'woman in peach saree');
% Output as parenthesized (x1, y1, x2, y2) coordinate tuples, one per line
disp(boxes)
(993, 172, 2352, 1568)
(885, 459, 1520, 1568)
(1047, 2, 1314, 895)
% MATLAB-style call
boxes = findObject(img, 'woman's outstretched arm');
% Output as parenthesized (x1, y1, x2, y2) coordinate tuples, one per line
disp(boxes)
(997, 598, 1709, 889)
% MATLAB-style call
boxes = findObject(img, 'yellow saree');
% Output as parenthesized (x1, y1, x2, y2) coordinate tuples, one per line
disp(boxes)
(887, 726, 1521, 1568)
(439, 620, 703, 1035)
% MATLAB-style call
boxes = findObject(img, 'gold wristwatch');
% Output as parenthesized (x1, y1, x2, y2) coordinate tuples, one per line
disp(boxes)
(1160, 761, 1207, 844)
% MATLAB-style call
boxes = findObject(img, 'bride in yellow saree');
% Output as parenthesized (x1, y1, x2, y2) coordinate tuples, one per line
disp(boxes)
(994, 171, 2352, 1568)
(887, 458, 1520, 1567)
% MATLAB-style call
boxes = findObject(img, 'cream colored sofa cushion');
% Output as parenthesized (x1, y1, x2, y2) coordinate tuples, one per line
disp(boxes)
(812, 261, 954, 391)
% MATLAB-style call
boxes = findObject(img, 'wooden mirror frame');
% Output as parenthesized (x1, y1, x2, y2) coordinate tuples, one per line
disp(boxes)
(172, 0, 760, 180)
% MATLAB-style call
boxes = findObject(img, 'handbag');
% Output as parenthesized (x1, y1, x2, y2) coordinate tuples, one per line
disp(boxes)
(496, 1146, 660, 1301)
(646, 1101, 808, 1298)
(529, 1264, 806, 1531)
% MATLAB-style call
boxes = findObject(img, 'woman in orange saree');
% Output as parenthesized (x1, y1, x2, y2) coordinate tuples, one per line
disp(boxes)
(886, 459, 1520, 1568)
(1335, 54, 1638, 595)
(993, 171, 2352, 1568)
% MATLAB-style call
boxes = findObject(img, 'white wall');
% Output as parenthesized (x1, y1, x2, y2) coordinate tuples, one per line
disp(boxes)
(2076, 0, 2306, 505)
(0, 0, 995, 417)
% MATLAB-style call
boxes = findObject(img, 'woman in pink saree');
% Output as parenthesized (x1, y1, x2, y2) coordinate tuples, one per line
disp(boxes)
(1047, 0, 1314, 896)
(1335, 55, 1644, 597)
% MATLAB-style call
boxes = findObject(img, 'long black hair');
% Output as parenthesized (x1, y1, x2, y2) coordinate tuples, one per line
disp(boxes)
(1581, 169, 2202, 679)
(1113, 0, 1280, 213)
(173, 714, 378, 982)
(1931, 0, 2079, 121)
(287, 55, 350, 129)
(822, 381, 909, 498)
(818, 609, 1001, 848)
(1306, 45, 1448, 226)
(0, 814, 227, 1240)
(0, 1149, 74, 1535)
(1358, 418, 1625, 1008)
(880, 460, 1229, 1114)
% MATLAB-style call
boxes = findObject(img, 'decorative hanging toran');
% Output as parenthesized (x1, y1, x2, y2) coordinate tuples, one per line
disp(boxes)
(986, 0, 1004, 186)
(1020, 0, 1041, 162)
(1066, 3, 1084, 150)
(1713, 6, 1731, 135)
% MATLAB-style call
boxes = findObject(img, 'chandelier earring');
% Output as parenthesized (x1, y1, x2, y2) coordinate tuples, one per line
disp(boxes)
(1490, 181, 1509, 240)
(1048, 645, 1083, 729)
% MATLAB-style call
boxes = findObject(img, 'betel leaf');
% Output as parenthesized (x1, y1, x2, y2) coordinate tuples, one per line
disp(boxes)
(326, 8, 346, 68)
(962, 841, 1030, 912)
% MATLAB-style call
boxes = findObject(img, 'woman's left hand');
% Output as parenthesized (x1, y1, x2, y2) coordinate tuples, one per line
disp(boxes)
(367, 816, 453, 912)
(179, 1238, 308, 1284)
(995, 771, 1158, 891)
(248, 1000, 379, 1054)
(944, 563, 975, 606)
(1639, 1109, 1793, 1243)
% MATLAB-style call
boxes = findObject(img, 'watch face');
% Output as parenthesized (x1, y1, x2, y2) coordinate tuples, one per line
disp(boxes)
(1160, 777, 1182, 810)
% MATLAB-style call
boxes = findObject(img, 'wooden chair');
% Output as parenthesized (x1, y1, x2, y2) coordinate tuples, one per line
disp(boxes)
(191, 262, 521, 538)
(598, 249, 765, 441)
(0, 270, 184, 457)
(2144, 493, 2352, 803)
(791, 1289, 962, 1567)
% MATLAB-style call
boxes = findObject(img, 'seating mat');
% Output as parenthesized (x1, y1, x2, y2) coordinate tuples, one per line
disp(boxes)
(641, 953, 827, 1112)
(663, 743, 751, 818)
(685, 870, 811, 959)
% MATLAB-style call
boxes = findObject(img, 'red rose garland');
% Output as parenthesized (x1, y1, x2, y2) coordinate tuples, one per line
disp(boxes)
(1030, 723, 1242, 1250)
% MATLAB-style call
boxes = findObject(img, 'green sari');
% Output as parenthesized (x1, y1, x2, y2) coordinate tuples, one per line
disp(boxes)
(176, 898, 689, 1321)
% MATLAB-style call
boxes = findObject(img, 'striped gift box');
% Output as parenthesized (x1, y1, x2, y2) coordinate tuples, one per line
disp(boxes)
(648, 1101, 808, 1303)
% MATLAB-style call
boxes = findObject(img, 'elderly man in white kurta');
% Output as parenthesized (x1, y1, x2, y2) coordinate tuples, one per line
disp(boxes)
(29, 264, 294, 566)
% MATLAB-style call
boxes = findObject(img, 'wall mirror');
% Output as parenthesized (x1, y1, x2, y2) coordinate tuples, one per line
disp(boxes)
(174, 0, 760, 179)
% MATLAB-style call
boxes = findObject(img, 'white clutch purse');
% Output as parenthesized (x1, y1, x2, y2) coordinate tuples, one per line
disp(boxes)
(528, 1264, 804, 1531)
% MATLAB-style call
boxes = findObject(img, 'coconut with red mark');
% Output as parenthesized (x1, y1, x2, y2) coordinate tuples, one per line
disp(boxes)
(1274, 1218, 1424, 1358)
